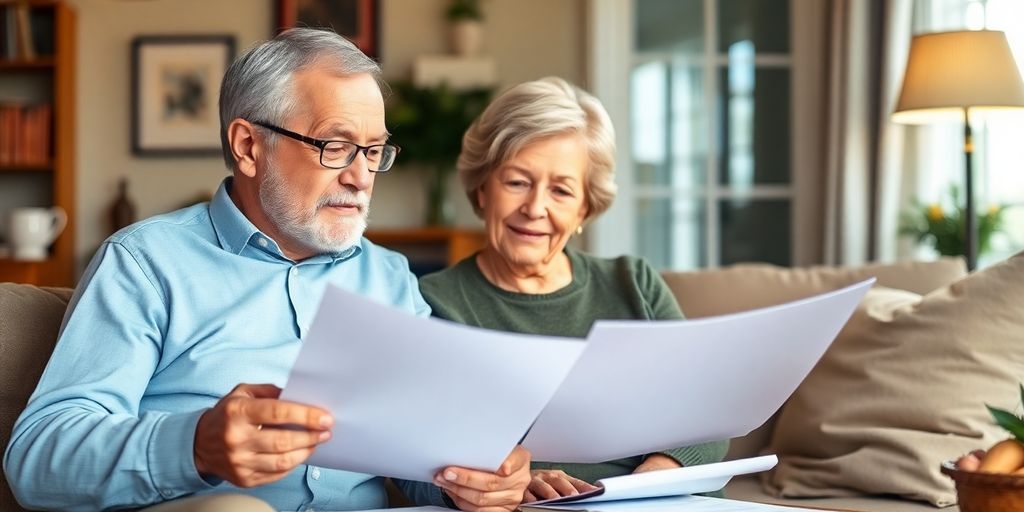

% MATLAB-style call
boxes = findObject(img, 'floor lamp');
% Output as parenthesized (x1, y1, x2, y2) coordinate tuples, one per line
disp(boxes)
(893, 30, 1024, 271)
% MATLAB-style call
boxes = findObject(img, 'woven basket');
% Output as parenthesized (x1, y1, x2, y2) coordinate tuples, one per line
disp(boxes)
(941, 461, 1024, 512)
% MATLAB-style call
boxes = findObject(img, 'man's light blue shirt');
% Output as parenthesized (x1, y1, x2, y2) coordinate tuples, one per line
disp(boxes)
(4, 178, 447, 511)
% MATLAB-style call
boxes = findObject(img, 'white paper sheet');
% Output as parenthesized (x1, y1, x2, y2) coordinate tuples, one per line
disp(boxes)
(522, 279, 873, 462)
(280, 284, 586, 482)
(524, 495, 837, 511)
(529, 455, 778, 505)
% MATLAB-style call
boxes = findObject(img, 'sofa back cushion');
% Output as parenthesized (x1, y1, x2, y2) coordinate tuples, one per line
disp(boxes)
(659, 257, 967, 461)
(0, 284, 74, 512)
(661, 257, 966, 319)
(763, 252, 1024, 506)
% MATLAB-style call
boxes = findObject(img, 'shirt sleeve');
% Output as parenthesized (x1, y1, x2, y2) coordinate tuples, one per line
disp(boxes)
(392, 479, 456, 508)
(636, 258, 685, 320)
(2, 242, 216, 511)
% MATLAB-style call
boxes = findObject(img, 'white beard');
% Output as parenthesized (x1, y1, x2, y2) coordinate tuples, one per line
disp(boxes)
(259, 156, 370, 254)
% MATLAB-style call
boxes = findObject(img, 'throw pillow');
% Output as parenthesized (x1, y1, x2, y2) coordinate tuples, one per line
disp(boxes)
(762, 251, 1024, 506)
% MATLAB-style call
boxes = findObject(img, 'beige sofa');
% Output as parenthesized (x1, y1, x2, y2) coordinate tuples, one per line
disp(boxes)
(0, 257, 976, 511)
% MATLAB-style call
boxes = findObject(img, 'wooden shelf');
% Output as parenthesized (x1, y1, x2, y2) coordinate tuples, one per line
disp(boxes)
(366, 227, 486, 275)
(0, 58, 55, 70)
(0, 161, 53, 172)
(0, 1, 75, 287)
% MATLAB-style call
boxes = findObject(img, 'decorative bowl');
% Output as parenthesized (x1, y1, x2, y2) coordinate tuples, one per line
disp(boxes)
(941, 460, 1024, 512)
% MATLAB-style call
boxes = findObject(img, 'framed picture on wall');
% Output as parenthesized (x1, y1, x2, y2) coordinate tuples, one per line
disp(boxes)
(131, 35, 235, 156)
(276, 0, 379, 59)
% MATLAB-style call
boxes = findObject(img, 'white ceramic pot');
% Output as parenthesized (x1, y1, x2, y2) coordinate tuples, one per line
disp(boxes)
(8, 207, 67, 261)
(450, 19, 483, 56)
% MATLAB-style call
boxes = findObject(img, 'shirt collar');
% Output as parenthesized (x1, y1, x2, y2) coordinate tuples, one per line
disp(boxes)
(209, 177, 363, 262)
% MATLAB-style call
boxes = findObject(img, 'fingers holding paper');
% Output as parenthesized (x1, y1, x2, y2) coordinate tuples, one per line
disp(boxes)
(193, 383, 334, 488)
(434, 445, 533, 512)
(523, 469, 599, 502)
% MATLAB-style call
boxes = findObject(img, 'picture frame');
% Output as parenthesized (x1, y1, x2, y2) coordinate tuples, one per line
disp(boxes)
(275, 0, 379, 59)
(131, 35, 235, 157)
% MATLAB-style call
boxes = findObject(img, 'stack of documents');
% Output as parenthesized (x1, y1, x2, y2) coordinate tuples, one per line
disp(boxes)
(281, 279, 873, 485)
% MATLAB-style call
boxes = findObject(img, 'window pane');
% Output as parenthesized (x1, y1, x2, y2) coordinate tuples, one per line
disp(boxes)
(718, 0, 790, 53)
(719, 198, 790, 265)
(635, 0, 704, 54)
(631, 61, 707, 187)
(718, 67, 790, 186)
(637, 197, 707, 269)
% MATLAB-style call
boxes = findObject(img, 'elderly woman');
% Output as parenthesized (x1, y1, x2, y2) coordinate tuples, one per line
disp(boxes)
(418, 77, 728, 502)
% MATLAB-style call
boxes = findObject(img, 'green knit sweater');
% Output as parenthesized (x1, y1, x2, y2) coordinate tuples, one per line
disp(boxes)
(418, 248, 729, 484)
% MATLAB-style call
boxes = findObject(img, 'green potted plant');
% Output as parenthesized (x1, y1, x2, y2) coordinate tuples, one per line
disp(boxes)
(446, 0, 484, 56)
(899, 185, 1007, 257)
(386, 81, 491, 225)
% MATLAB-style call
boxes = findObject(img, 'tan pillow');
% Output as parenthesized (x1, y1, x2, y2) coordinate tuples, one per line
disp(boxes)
(762, 252, 1024, 506)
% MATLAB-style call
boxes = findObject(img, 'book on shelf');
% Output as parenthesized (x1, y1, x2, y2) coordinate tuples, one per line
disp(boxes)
(0, 3, 54, 61)
(0, 102, 52, 166)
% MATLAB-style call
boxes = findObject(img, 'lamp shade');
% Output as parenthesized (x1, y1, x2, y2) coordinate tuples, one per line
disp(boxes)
(893, 30, 1024, 124)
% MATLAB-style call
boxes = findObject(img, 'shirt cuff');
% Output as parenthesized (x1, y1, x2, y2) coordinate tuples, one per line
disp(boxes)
(146, 409, 219, 500)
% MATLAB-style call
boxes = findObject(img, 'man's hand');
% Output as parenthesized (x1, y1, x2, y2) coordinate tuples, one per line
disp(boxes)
(193, 383, 334, 487)
(433, 445, 532, 512)
(633, 453, 682, 474)
(523, 469, 599, 503)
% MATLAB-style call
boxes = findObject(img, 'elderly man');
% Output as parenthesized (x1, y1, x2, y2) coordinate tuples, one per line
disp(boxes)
(3, 28, 531, 512)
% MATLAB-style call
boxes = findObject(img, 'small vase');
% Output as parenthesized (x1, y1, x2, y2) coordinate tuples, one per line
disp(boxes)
(425, 167, 455, 226)
(449, 19, 483, 56)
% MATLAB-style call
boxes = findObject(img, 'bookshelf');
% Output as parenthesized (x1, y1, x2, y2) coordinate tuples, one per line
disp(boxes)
(366, 227, 486, 277)
(0, 1, 76, 287)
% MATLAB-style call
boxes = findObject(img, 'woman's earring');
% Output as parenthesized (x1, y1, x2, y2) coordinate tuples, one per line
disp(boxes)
(576, 225, 583, 235)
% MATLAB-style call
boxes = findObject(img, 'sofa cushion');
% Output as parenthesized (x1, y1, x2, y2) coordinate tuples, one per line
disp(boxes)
(0, 283, 73, 512)
(661, 257, 966, 319)
(762, 252, 1024, 506)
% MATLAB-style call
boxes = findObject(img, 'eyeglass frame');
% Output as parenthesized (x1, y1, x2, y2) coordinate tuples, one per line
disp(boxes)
(251, 121, 401, 172)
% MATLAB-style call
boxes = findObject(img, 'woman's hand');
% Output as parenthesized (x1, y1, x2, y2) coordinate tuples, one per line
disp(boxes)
(523, 469, 599, 503)
(633, 453, 682, 474)
(434, 445, 532, 512)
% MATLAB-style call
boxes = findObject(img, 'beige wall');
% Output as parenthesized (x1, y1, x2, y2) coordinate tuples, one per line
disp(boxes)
(69, 0, 585, 273)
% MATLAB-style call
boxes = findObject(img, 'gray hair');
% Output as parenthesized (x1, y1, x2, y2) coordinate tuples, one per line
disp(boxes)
(457, 76, 618, 221)
(219, 28, 383, 170)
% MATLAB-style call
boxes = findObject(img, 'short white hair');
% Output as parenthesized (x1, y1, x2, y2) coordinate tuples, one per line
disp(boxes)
(457, 77, 618, 221)
(218, 28, 383, 171)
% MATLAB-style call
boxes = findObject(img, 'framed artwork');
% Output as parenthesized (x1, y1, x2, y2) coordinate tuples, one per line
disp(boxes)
(131, 35, 235, 156)
(276, 0, 379, 59)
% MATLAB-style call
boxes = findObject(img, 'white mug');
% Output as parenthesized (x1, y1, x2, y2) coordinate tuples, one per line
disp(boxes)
(8, 207, 67, 261)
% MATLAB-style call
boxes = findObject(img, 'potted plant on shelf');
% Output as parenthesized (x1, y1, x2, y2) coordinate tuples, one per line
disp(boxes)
(386, 81, 491, 226)
(446, 0, 484, 56)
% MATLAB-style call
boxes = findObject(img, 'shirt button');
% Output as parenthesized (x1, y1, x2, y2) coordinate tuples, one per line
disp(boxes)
(257, 237, 268, 247)
(291, 267, 299, 276)
(305, 508, 315, 512)
(311, 467, 321, 480)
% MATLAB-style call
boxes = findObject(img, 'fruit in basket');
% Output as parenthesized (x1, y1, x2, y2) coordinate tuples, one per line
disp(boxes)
(957, 384, 1024, 474)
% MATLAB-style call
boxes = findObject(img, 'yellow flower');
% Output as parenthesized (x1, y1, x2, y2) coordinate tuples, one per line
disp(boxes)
(927, 204, 944, 221)
(988, 205, 1002, 216)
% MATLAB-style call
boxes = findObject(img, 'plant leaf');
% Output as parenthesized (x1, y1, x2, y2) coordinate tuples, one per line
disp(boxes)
(1019, 383, 1024, 409)
(988, 405, 1024, 442)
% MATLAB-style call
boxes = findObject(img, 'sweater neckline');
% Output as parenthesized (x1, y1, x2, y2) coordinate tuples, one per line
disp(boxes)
(467, 248, 589, 302)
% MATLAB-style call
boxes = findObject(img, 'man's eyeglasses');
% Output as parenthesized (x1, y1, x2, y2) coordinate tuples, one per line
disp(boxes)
(253, 121, 400, 172)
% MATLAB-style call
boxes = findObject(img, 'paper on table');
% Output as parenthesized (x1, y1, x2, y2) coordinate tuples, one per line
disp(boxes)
(523, 279, 873, 462)
(523, 495, 837, 512)
(528, 455, 778, 505)
(280, 284, 586, 482)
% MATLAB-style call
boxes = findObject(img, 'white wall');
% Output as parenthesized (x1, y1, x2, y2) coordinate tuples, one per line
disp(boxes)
(68, 0, 585, 274)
